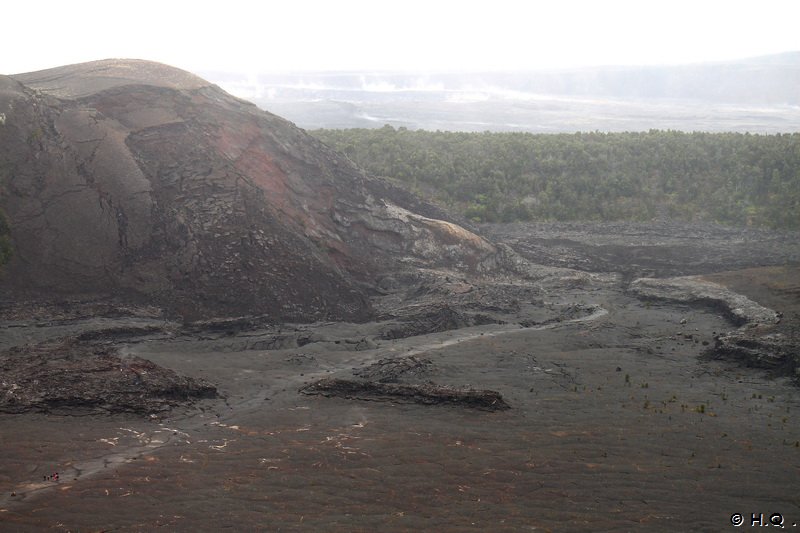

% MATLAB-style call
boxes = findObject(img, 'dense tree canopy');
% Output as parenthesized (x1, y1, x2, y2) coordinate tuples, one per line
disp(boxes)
(312, 127, 800, 229)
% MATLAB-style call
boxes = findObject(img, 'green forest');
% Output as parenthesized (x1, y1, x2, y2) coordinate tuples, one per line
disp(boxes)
(312, 127, 800, 229)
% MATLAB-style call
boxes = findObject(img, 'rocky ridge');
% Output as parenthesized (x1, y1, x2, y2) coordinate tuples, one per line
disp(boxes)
(629, 275, 798, 380)
(628, 276, 780, 327)
(0, 337, 217, 415)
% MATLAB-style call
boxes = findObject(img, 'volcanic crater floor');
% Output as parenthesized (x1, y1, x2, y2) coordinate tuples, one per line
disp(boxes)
(1, 222, 799, 532)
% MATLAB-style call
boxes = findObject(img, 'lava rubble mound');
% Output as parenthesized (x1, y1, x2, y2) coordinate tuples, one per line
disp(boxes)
(0, 338, 217, 415)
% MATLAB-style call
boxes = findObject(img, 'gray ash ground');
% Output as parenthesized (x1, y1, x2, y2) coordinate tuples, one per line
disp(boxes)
(481, 220, 800, 279)
(1, 221, 800, 532)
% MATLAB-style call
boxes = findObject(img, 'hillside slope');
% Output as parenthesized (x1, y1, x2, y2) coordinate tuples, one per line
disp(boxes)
(0, 59, 497, 320)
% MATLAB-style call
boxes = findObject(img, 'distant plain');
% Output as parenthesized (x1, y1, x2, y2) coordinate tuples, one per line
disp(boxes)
(206, 53, 800, 133)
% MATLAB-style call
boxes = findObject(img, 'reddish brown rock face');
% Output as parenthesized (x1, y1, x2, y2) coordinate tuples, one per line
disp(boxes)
(0, 60, 497, 321)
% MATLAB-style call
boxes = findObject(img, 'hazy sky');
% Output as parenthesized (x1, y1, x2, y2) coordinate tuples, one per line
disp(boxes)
(3, 0, 799, 74)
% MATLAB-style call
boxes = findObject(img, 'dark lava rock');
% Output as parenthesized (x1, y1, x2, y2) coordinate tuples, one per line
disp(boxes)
(706, 331, 800, 380)
(75, 325, 166, 342)
(0, 338, 217, 415)
(629, 276, 779, 327)
(518, 303, 597, 328)
(482, 221, 800, 278)
(381, 305, 501, 340)
(300, 377, 510, 411)
(353, 356, 435, 383)
(0, 60, 500, 321)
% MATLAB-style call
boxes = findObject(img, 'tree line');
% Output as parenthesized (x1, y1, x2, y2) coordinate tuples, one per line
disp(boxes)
(312, 126, 800, 229)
